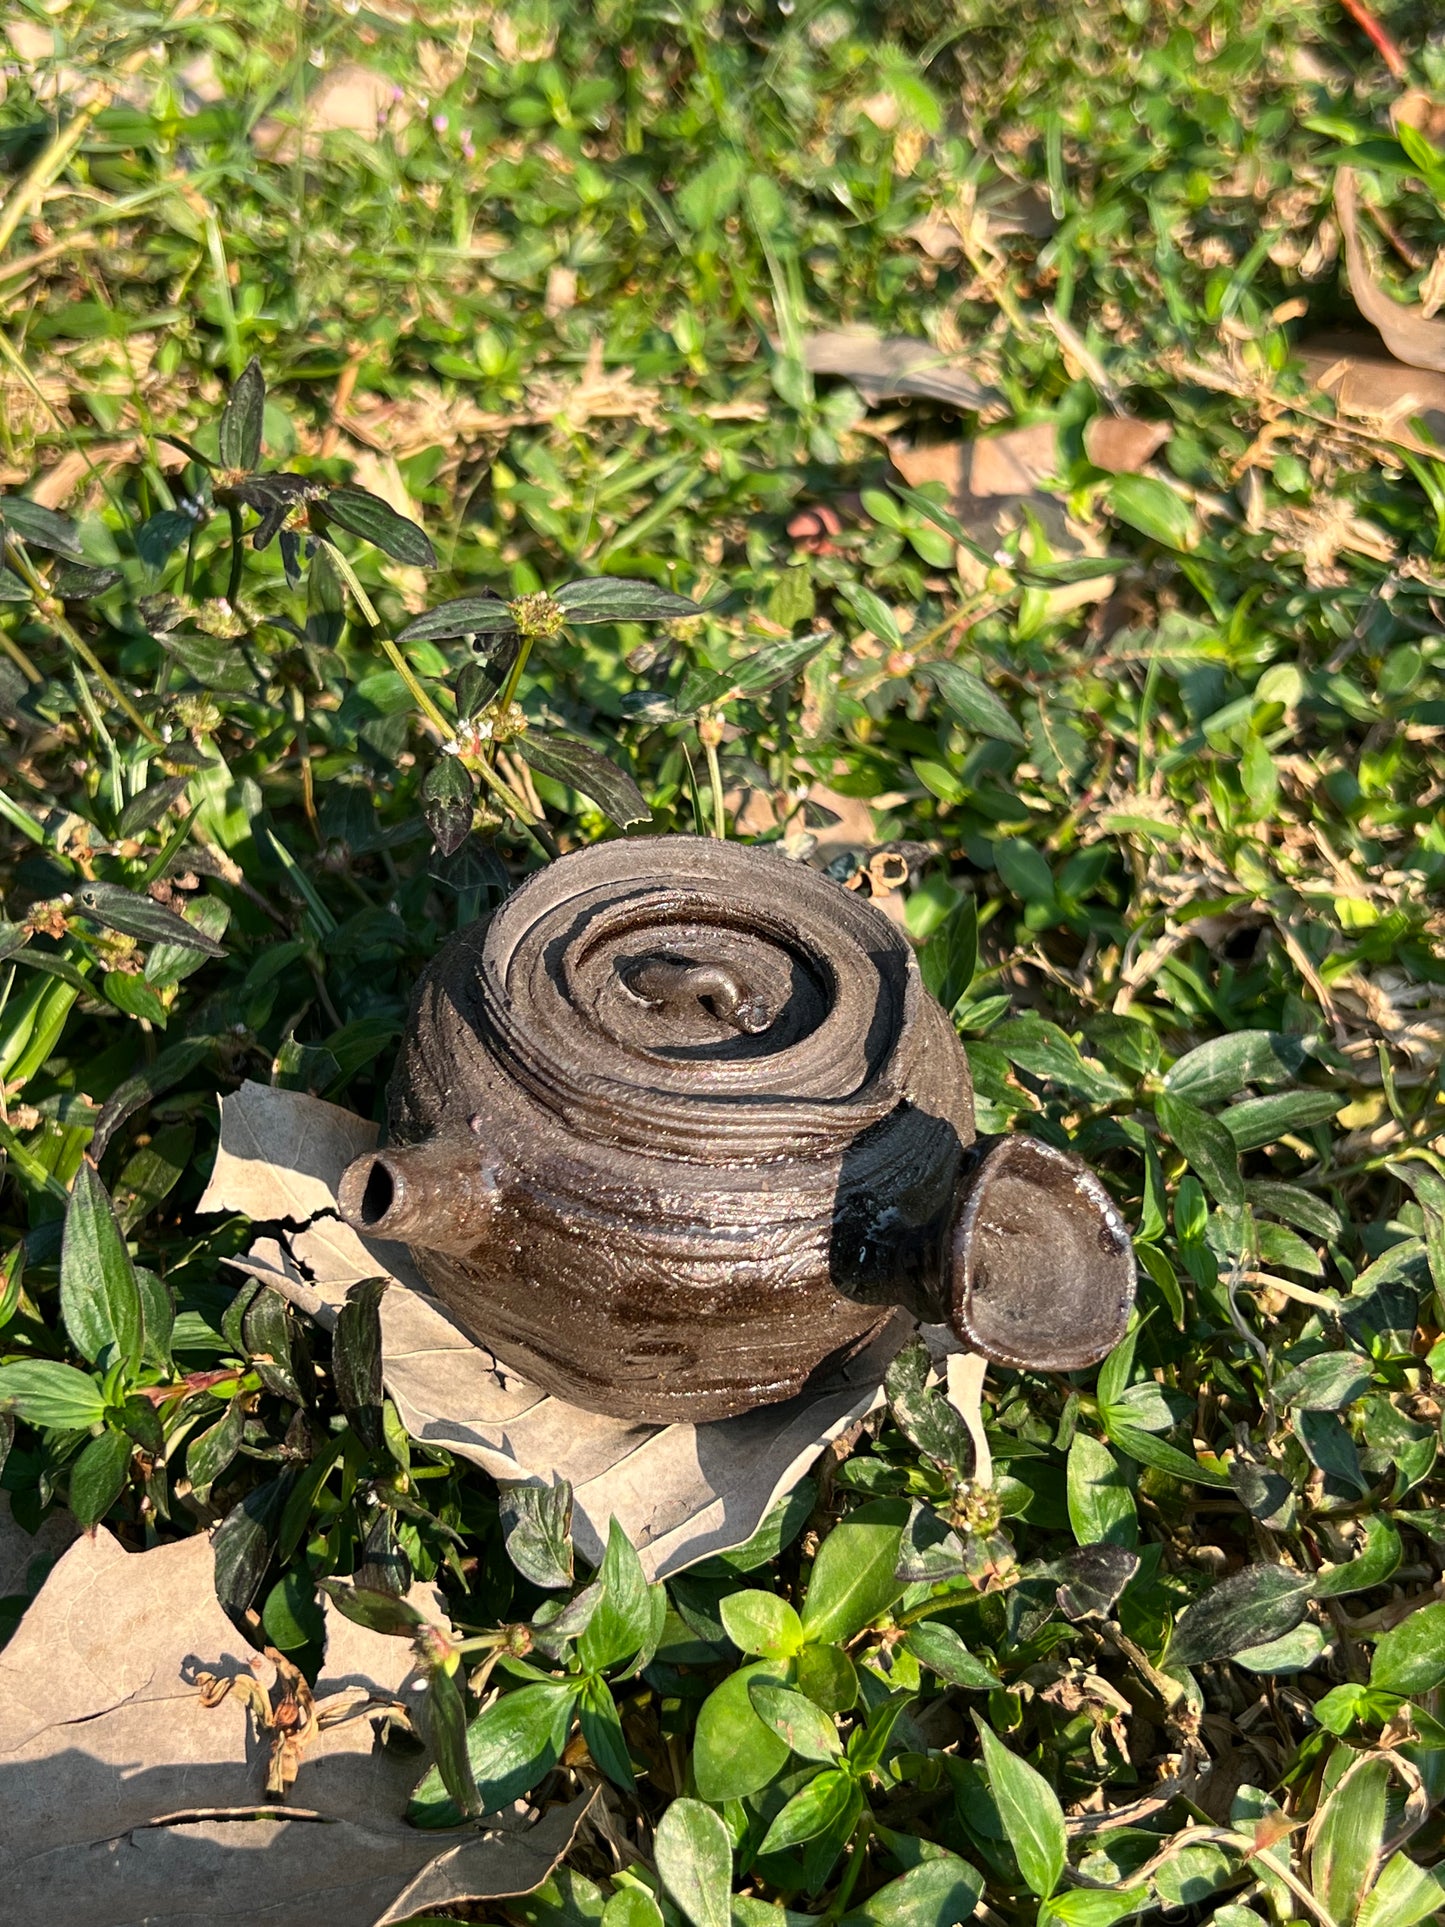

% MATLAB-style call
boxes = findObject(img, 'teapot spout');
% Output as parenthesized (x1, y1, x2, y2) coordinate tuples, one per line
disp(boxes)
(943, 1137, 1135, 1373)
(338, 1141, 497, 1259)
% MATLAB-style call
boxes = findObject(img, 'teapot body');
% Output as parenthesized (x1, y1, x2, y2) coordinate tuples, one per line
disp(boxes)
(350, 838, 974, 1422)
(339, 836, 1134, 1424)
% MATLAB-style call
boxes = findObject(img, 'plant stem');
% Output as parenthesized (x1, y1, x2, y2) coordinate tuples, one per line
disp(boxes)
(493, 630, 535, 730)
(4, 540, 160, 741)
(327, 544, 454, 736)
(326, 547, 558, 859)
(0, 624, 41, 685)
(473, 757, 560, 861)
(226, 504, 245, 607)
(823, 1813, 874, 1922)
(704, 731, 726, 839)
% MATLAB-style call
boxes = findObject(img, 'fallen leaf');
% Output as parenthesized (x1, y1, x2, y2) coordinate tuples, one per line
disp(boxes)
(200, 1083, 910, 1578)
(1301, 331, 1445, 443)
(254, 64, 409, 161)
(1084, 414, 1172, 474)
(968, 420, 1059, 497)
(889, 423, 1115, 615)
(372, 1791, 597, 1927)
(1336, 168, 1445, 373)
(0, 1491, 77, 1600)
(803, 329, 997, 410)
(0, 1527, 589, 1926)
(1391, 89, 1445, 146)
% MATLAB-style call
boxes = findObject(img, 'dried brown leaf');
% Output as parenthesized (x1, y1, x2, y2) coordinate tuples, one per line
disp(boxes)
(802, 329, 997, 409)
(1336, 169, 1445, 373)
(1084, 414, 1172, 474)
(0, 1529, 584, 1927)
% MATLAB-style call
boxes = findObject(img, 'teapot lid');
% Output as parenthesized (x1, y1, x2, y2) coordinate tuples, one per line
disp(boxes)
(474, 836, 925, 1161)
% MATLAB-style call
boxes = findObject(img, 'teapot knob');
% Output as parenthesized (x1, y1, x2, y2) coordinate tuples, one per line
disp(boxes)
(944, 1137, 1135, 1373)
(620, 956, 772, 1035)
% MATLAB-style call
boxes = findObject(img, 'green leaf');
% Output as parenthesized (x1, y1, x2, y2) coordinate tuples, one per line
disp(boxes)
(1218, 1090, 1346, 1151)
(0, 495, 87, 558)
(136, 507, 196, 570)
(69, 1426, 133, 1528)
(324, 486, 437, 567)
(117, 1393, 164, 1458)
(578, 1516, 654, 1673)
(747, 1682, 843, 1762)
(720, 1589, 804, 1659)
(800, 1498, 909, 1645)
(885, 1339, 972, 1477)
(1156, 1091, 1244, 1206)
(74, 881, 227, 956)
(580, 1675, 634, 1790)
(422, 756, 475, 857)
(1106, 1423, 1231, 1487)
(213, 1474, 290, 1618)
(993, 1015, 1128, 1103)
(1106, 473, 1198, 550)
(1274, 1353, 1371, 1412)
(52, 560, 121, 597)
(1165, 1031, 1309, 1104)
(319, 1579, 427, 1636)
(428, 1661, 483, 1818)
(847, 1692, 915, 1777)
(218, 356, 266, 470)
(398, 594, 515, 642)
(1066, 1433, 1138, 1548)
(759, 1767, 856, 1854)
(1358, 1854, 1445, 1927)
(1043, 1889, 1150, 1927)
(1170, 1564, 1313, 1666)
(0, 1359, 107, 1429)
(904, 1621, 1001, 1692)
(604, 1892, 666, 1927)
(408, 1680, 578, 1829)
(555, 578, 703, 623)
(1371, 1600, 1445, 1694)
(333, 1275, 388, 1454)
(923, 661, 1025, 746)
(654, 1797, 734, 1927)
(1234, 1623, 1329, 1674)
(61, 1163, 143, 1372)
(262, 1567, 325, 1651)
(698, 1479, 817, 1575)
(518, 734, 651, 829)
(500, 1480, 574, 1590)
(187, 1394, 247, 1498)
(918, 899, 977, 1013)
(838, 582, 904, 647)
(838, 1854, 985, 1927)
(679, 629, 833, 713)
(973, 1719, 1067, 1900)
(1311, 1757, 1389, 1927)
(240, 1284, 302, 1404)
(692, 1661, 791, 1801)
(795, 1641, 858, 1713)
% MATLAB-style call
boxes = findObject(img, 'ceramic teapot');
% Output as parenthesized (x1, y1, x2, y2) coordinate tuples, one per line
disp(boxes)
(338, 836, 1134, 1424)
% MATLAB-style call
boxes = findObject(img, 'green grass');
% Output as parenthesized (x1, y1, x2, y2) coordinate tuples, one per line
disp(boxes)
(2, 0, 1445, 1919)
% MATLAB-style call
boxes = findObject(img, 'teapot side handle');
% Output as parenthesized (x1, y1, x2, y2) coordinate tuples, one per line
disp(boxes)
(942, 1136, 1135, 1373)
(337, 1139, 500, 1260)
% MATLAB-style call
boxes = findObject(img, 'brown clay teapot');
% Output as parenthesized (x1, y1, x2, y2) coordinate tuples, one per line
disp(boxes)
(338, 836, 1134, 1424)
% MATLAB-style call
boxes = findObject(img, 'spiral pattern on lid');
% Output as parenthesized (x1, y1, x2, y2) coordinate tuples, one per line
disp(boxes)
(473, 836, 922, 1161)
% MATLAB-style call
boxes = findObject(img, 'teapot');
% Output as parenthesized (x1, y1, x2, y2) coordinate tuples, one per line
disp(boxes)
(338, 836, 1134, 1424)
